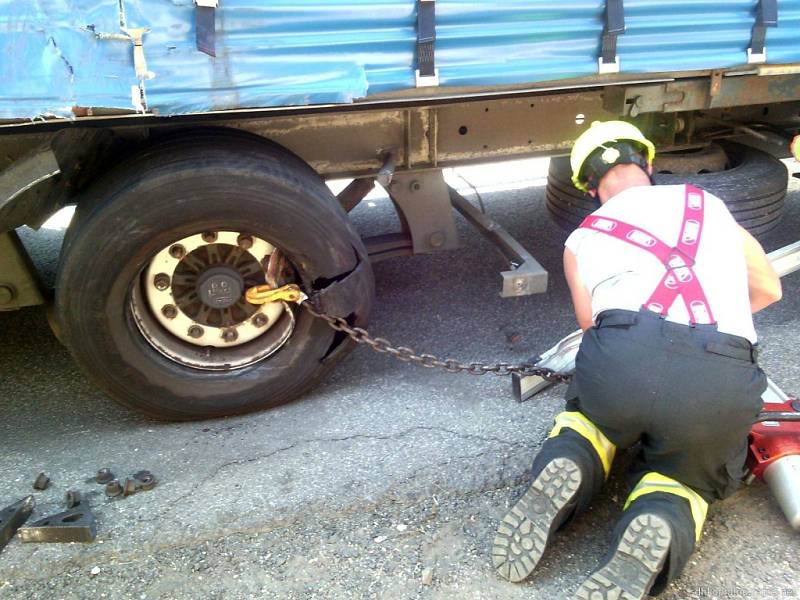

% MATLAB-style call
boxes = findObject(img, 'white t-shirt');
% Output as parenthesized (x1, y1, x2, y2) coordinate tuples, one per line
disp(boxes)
(564, 184, 757, 343)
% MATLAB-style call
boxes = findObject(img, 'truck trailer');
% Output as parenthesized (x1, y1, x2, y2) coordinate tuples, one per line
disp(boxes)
(2, 0, 800, 419)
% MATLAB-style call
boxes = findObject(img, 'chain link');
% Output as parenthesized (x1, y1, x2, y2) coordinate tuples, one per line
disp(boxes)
(302, 302, 572, 384)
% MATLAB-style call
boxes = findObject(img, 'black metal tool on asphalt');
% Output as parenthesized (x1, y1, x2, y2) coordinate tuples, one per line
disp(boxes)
(0, 496, 35, 553)
(19, 505, 97, 543)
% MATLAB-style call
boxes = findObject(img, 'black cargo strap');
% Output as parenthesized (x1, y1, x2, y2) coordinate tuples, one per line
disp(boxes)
(748, 0, 778, 63)
(195, 0, 218, 57)
(416, 0, 438, 86)
(599, 0, 625, 73)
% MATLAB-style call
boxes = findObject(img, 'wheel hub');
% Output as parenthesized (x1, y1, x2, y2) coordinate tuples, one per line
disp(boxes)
(131, 231, 296, 371)
(196, 266, 243, 310)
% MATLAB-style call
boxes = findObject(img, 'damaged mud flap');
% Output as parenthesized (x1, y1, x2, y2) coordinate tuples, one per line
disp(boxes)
(19, 506, 97, 543)
(0, 496, 35, 553)
(307, 258, 374, 328)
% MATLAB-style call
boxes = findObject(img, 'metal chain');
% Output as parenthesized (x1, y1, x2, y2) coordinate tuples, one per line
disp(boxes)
(302, 303, 572, 383)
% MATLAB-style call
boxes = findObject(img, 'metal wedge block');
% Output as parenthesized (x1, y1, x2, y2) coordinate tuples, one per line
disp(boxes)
(19, 506, 97, 543)
(0, 495, 35, 552)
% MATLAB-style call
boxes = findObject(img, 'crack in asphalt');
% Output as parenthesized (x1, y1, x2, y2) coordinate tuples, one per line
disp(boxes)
(152, 425, 528, 521)
(1, 428, 544, 584)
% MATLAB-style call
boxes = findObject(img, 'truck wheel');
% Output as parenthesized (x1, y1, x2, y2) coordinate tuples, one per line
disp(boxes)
(56, 129, 373, 420)
(546, 143, 788, 236)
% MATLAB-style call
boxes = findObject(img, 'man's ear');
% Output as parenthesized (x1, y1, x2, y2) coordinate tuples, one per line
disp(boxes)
(588, 189, 597, 198)
(647, 162, 654, 176)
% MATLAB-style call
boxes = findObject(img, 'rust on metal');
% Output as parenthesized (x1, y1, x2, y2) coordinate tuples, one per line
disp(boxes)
(19, 507, 97, 543)
(0, 496, 35, 553)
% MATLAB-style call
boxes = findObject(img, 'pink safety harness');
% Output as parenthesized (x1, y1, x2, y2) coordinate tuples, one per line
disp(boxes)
(578, 184, 716, 325)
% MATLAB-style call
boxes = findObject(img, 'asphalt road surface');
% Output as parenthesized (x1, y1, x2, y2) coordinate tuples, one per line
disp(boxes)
(1, 161, 799, 599)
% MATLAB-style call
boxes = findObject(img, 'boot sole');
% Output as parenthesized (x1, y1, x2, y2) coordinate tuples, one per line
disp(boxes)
(574, 514, 672, 600)
(492, 457, 582, 582)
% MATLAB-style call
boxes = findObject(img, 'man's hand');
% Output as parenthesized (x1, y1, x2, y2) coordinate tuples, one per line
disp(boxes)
(739, 225, 782, 313)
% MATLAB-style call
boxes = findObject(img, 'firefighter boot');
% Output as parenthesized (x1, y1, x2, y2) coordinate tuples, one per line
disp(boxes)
(493, 412, 615, 582)
(574, 474, 705, 599)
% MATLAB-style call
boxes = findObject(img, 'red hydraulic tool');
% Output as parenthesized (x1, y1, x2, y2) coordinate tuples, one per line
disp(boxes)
(747, 381, 800, 530)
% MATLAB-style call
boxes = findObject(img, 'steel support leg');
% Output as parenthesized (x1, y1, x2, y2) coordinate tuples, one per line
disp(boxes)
(449, 186, 548, 297)
(382, 170, 460, 255)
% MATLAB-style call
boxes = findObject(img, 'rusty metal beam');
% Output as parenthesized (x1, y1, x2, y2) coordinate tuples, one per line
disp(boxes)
(234, 91, 613, 177)
(336, 178, 375, 212)
(605, 73, 800, 117)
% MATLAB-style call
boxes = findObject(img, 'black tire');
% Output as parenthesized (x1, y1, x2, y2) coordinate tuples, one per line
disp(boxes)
(56, 128, 374, 421)
(546, 143, 788, 237)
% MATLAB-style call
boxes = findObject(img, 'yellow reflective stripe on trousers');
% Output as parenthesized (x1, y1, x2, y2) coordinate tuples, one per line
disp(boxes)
(548, 411, 616, 478)
(624, 472, 709, 542)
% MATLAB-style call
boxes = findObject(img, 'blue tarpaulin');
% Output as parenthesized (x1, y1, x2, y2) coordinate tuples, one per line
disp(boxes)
(1, 1, 799, 119)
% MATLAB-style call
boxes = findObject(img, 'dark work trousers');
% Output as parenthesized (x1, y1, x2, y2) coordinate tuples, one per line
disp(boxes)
(533, 308, 766, 593)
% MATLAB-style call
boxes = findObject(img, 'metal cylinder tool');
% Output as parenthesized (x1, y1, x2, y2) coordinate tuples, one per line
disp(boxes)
(748, 391, 800, 531)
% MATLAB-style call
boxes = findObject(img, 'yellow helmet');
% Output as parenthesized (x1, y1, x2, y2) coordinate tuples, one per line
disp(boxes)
(570, 120, 656, 192)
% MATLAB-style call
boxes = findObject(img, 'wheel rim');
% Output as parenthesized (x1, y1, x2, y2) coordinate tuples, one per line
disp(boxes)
(130, 231, 296, 371)
(652, 143, 729, 175)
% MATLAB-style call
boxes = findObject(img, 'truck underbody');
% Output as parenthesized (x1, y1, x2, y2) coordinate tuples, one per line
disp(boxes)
(3, 65, 800, 419)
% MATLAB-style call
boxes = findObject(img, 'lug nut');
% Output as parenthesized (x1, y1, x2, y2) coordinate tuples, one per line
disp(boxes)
(32, 472, 50, 491)
(132, 470, 158, 491)
(122, 479, 138, 497)
(201, 231, 218, 243)
(222, 328, 238, 343)
(188, 325, 204, 339)
(105, 479, 123, 498)
(154, 273, 171, 291)
(65, 490, 82, 509)
(132, 470, 153, 482)
(162, 304, 178, 319)
(237, 234, 254, 250)
(168, 244, 186, 259)
(95, 468, 115, 484)
(252, 314, 268, 327)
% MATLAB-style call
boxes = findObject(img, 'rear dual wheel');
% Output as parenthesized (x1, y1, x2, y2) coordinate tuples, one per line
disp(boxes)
(546, 143, 788, 236)
(56, 129, 373, 420)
